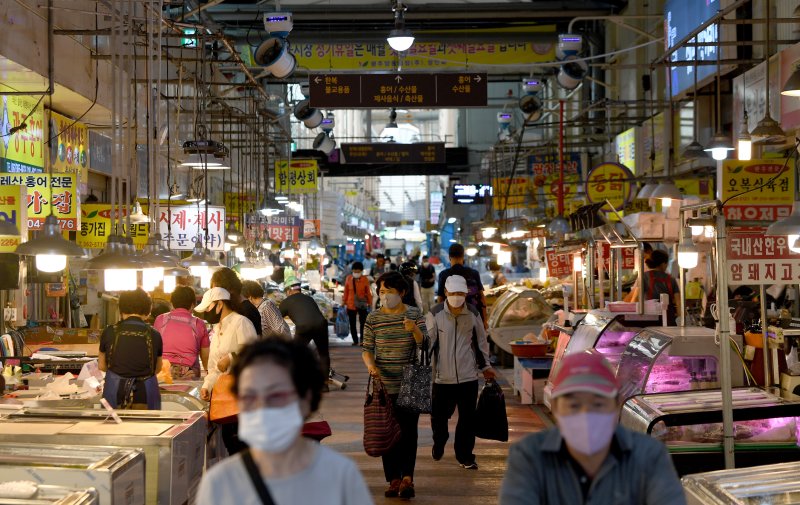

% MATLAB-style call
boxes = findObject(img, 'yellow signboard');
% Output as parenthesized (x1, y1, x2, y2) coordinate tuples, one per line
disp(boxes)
(0, 186, 26, 252)
(0, 87, 45, 172)
(721, 159, 794, 221)
(586, 162, 634, 211)
(275, 159, 319, 195)
(615, 127, 636, 173)
(48, 110, 89, 187)
(675, 178, 714, 200)
(0, 173, 78, 231)
(492, 176, 531, 210)
(77, 204, 149, 250)
(224, 192, 257, 219)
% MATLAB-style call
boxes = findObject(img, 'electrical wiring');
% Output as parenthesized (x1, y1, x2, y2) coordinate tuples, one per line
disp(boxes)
(720, 138, 800, 209)
(0, 93, 46, 138)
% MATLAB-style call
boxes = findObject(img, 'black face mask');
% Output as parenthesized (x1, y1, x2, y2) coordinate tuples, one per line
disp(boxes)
(201, 303, 222, 325)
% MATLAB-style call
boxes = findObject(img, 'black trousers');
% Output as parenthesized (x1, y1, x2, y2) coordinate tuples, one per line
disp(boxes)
(382, 394, 420, 482)
(347, 308, 368, 344)
(295, 325, 330, 375)
(431, 380, 479, 465)
(220, 422, 247, 456)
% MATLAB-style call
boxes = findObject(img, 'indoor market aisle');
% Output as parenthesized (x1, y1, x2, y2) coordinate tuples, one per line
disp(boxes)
(320, 339, 550, 504)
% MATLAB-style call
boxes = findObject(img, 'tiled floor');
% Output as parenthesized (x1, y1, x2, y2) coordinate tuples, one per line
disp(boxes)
(319, 337, 551, 504)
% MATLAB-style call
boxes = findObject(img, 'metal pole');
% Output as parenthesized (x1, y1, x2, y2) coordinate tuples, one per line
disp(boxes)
(678, 240, 686, 327)
(587, 243, 596, 309)
(716, 212, 735, 469)
(638, 245, 645, 315)
(760, 285, 769, 386)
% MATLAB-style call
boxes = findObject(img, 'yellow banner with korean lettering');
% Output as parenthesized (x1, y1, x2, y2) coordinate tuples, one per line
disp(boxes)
(0, 86, 45, 172)
(48, 110, 89, 187)
(722, 159, 793, 221)
(77, 204, 149, 250)
(0, 173, 78, 231)
(224, 192, 258, 219)
(0, 185, 27, 252)
(586, 162, 634, 211)
(275, 159, 319, 195)
(492, 176, 531, 210)
(615, 127, 636, 173)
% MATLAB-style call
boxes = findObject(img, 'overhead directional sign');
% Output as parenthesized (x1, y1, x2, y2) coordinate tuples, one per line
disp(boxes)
(340, 143, 446, 164)
(309, 73, 487, 108)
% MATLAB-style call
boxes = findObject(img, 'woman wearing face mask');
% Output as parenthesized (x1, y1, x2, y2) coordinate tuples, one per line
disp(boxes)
(362, 271, 427, 499)
(197, 287, 259, 456)
(499, 351, 686, 505)
(197, 339, 374, 505)
(343, 261, 373, 346)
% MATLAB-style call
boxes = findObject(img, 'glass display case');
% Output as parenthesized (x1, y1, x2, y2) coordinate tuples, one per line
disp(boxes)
(682, 461, 800, 504)
(616, 327, 746, 400)
(620, 388, 800, 475)
(487, 286, 554, 354)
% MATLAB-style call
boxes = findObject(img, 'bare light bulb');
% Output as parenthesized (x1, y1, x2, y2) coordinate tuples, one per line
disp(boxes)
(104, 269, 137, 292)
(738, 137, 752, 161)
(662, 198, 672, 208)
(710, 147, 729, 161)
(35, 254, 66, 273)
(162, 275, 177, 294)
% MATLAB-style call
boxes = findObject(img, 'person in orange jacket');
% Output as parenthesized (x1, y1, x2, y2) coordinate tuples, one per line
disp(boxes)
(343, 261, 373, 346)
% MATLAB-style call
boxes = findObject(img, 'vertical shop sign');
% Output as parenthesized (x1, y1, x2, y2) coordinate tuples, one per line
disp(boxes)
(0, 90, 45, 173)
(267, 215, 300, 242)
(586, 162, 634, 211)
(223, 192, 258, 220)
(615, 128, 636, 173)
(78, 204, 149, 250)
(727, 231, 800, 285)
(527, 152, 582, 215)
(0, 173, 78, 230)
(492, 176, 530, 210)
(274, 159, 318, 195)
(48, 111, 89, 187)
(721, 159, 793, 221)
(545, 249, 575, 278)
(302, 219, 321, 238)
(156, 205, 225, 251)
(0, 186, 27, 252)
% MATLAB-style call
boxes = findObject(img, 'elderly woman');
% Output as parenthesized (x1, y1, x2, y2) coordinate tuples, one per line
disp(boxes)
(197, 339, 373, 505)
(362, 271, 427, 499)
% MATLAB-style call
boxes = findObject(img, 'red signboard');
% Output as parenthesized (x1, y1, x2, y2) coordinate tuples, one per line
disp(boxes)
(545, 249, 575, 278)
(727, 230, 800, 285)
(596, 243, 636, 271)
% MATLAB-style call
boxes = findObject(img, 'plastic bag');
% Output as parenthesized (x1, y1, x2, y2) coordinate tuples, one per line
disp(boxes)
(475, 379, 509, 442)
(335, 307, 350, 339)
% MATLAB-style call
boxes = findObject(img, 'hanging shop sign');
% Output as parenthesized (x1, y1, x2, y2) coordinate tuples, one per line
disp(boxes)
(527, 152, 582, 212)
(0, 90, 45, 173)
(340, 143, 445, 164)
(309, 73, 487, 108)
(727, 231, 800, 286)
(596, 243, 636, 271)
(48, 110, 89, 187)
(492, 176, 530, 211)
(0, 186, 27, 252)
(156, 205, 225, 252)
(585, 162, 633, 211)
(302, 219, 321, 239)
(77, 204, 149, 250)
(223, 192, 258, 220)
(721, 159, 793, 221)
(545, 248, 575, 278)
(275, 159, 318, 195)
(615, 128, 636, 173)
(267, 215, 301, 242)
(0, 173, 78, 230)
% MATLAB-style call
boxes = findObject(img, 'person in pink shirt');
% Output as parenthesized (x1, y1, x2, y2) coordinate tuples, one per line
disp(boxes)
(153, 286, 210, 380)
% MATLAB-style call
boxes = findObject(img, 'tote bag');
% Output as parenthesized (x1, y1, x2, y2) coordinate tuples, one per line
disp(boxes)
(209, 373, 239, 424)
(396, 338, 432, 414)
(363, 376, 401, 457)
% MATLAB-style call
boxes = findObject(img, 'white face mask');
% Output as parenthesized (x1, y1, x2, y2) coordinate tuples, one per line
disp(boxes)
(380, 293, 402, 309)
(555, 411, 617, 456)
(352, 272, 362, 279)
(447, 295, 466, 307)
(238, 401, 304, 453)
(422, 262, 429, 267)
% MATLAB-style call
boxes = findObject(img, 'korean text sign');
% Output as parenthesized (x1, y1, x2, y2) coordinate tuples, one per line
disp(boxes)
(48, 110, 89, 186)
(545, 249, 575, 278)
(0, 186, 26, 252)
(275, 159, 318, 195)
(727, 231, 800, 286)
(492, 176, 530, 210)
(586, 162, 633, 211)
(0, 173, 77, 230)
(78, 204, 149, 250)
(156, 205, 226, 251)
(721, 159, 793, 221)
(267, 215, 300, 242)
(0, 91, 45, 172)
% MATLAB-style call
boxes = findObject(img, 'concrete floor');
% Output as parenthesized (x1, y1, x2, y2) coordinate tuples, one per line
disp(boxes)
(319, 338, 551, 504)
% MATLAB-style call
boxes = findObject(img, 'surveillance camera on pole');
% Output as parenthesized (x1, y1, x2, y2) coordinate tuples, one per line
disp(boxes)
(522, 78, 544, 96)
(294, 99, 323, 129)
(557, 57, 588, 90)
(263, 12, 293, 38)
(320, 112, 335, 134)
(254, 37, 296, 79)
(519, 95, 543, 121)
(556, 33, 583, 61)
(313, 132, 337, 155)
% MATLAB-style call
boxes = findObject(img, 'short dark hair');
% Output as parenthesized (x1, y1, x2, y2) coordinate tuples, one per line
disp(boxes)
(170, 286, 196, 310)
(643, 242, 654, 253)
(211, 267, 242, 297)
(352, 261, 364, 271)
(376, 254, 385, 260)
(422, 255, 429, 260)
(232, 338, 326, 414)
(449, 243, 465, 258)
(119, 288, 152, 316)
(150, 300, 172, 322)
(241, 280, 265, 299)
(488, 261, 500, 271)
(645, 249, 670, 269)
(376, 271, 409, 296)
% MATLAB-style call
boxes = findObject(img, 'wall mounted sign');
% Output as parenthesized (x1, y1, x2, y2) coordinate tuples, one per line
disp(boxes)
(492, 176, 530, 210)
(340, 143, 445, 164)
(48, 110, 89, 187)
(727, 230, 800, 286)
(0, 173, 78, 231)
(721, 159, 793, 221)
(585, 162, 633, 211)
(156, 205, 225, 251)
(275, 159, 318, 195)
(0, 185, 26, 252)
(0, 89, 45, 173)
(78, 204, 149, 250)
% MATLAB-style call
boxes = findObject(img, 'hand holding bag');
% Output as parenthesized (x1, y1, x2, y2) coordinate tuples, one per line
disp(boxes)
(209, 373, 239, 424)
(363, 376, 401, 457)
(396, 337, 432, 414)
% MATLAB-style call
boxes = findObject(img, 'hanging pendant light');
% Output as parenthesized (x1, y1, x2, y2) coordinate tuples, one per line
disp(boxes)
(386, 2, 414, 52)
(16, 215, 85, 273)
(650, 181, 683, 207)
(637, 180, 659, 200)
(181, 241, 221, 278)
(683, 53, 708, 159)
(85, 235, 141, 292)
(546, 215, 570, 243)
(677, 228, 699, 269)
(129, 201, 151, 224)
(737, 115, 752, 161)
(752, 0, 787, 142)
(225, 223, 240, 243)
(703, 18, 735, 161)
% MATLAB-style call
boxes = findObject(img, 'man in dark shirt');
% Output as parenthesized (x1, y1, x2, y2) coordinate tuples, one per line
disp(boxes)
(279, 274, 331, 378)
(211, 267, 262, 335)
(437, 244, 488, 328)
(419, 255, 436, 313)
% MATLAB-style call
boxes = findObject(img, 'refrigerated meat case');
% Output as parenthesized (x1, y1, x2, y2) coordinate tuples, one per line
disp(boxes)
(620, 388, 800, 475)
(0, 444, 145, 505)
(682, 461, 800, 504)
(486, 286, 554, 355)
(0, 485, 99, 504)
(0, 409, 207, 505)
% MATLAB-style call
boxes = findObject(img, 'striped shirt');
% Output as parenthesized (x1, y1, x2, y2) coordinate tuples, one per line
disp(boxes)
(362, 306, 427, 394)
(257, 298, 292, 340)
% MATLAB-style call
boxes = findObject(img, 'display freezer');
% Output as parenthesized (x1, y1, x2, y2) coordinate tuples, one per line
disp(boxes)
(486, 286, 554, 354)
(682, 461, 800, 504)
(0, 485, 98, 505)
(0, 444, 144, 505)
(0, 409, 207, 505)
(621, 388, 800, 475)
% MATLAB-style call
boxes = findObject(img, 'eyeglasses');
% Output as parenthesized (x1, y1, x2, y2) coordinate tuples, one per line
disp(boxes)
(238, 390, 297, 411)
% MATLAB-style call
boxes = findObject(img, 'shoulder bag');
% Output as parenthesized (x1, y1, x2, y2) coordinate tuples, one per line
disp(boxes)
(396, 336, 432, 414)
(241, 449, 277, 505)
(209, 373, 238, 424)
(363, 376, 401, 457)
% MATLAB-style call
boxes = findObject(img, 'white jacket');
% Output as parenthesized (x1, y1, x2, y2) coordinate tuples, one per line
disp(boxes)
(425, 302, 491, 384)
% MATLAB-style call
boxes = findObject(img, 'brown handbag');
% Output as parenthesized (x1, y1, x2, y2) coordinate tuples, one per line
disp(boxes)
(209, 373, 239, 424)
(363, 376, 401, 457)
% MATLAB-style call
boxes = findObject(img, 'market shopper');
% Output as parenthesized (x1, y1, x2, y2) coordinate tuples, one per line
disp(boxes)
(499, 351, 686, 505)
(488, 261, 508, 287)
(153, 286, 210, 380)
(279, 274, 331, 379)
(437, 243, 488, 328)
(197, 339, 374, 505)
(241, 280, 292, 340)
(99, 288, 163, 410)
(370, 253, 388, 278)
(211, 267, 262, 336)
(400, 261, 424, 309)
(427, 275, 495, 469)
(362, 271, 427, 499)
(343, 262, 373, 346)
(198, 287, 259, 455)
(419, 255, 437, 312)
(627, 249, 681, 325)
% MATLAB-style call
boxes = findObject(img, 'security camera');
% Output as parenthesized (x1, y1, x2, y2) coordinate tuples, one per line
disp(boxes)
(263, 12, 293, 38)
(254, 37, 296, 79)
(556, 33, 583, 61)
(320, 112, 335, 133)
(294, 99, 323, 129)
(557, 58, 588, 90)
(522, 78, 544, 95)
(497, 112, 512, 127)
(519, 95, 543, 121)
(313, 132, 337, 155)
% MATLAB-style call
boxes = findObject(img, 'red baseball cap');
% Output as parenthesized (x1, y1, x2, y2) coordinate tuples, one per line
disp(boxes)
(551, 351, 619, 399)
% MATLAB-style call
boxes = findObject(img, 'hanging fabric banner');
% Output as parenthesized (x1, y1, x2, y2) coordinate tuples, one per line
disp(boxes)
(275, 159, 319, 195)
